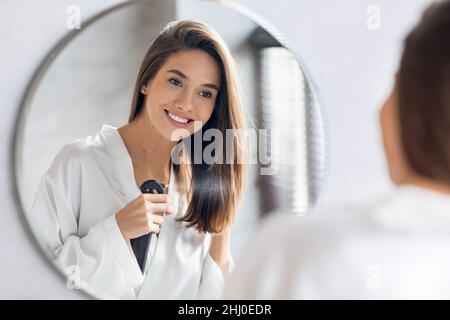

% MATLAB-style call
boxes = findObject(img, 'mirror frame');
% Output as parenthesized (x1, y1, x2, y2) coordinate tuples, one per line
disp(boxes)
(11, 0, 328, 299)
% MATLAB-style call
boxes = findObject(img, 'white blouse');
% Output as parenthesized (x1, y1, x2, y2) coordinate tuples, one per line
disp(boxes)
(29, 124, 225, 299)
(225, 185, 450, 299)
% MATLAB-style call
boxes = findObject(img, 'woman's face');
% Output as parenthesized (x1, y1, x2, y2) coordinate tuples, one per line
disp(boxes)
(141, 49, 221, 142)
(379, 82, 413, 184)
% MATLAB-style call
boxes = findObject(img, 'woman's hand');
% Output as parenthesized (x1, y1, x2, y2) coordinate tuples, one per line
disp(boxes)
(115, 194, 173, 240)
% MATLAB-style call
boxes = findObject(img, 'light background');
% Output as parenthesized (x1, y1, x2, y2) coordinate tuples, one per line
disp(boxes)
(0, 0, 429, 298)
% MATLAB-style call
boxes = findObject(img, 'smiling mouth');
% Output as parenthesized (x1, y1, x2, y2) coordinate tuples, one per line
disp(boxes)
(164, 109, 193, 127)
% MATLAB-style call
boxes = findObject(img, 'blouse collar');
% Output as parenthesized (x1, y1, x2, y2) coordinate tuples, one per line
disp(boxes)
(370, 184, 450, 233)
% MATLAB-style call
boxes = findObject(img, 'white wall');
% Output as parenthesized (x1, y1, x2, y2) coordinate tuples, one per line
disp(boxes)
(0, 0, 430, 299)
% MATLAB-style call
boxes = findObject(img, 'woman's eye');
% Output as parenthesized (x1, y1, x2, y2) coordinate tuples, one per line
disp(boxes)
(169, 78, 182, 87)
(199, 91, 212, 99)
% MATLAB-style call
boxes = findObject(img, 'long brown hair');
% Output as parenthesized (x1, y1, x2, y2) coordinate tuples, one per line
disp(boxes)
(397, 1, 450, 187)
(129, 20, 247, 233)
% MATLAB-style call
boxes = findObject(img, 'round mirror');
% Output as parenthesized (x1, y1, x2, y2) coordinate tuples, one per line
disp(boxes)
(14, 0, 327, 299)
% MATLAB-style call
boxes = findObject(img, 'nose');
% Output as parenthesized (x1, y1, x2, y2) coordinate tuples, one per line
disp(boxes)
(174, 90, 194, 113)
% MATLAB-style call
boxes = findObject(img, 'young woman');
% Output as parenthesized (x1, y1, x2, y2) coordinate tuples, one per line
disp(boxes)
(31, 20, 247, 299)
(225, 1, 450, 299)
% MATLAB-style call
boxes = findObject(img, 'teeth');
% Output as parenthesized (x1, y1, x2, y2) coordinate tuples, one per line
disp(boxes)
(167, 111, 189, 124)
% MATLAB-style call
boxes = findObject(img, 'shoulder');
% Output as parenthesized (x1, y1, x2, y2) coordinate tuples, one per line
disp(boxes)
(257, 204, 368, 245)
(56, 136, 100, 161)
(46, 134, 105, 181)
(251, 189, 445, 265)
(234, 192, 450, 298)
(249, 203, 385, 268)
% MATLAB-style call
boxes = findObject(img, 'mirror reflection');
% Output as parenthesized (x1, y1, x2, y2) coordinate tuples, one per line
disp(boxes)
(15, 0, 325, 299)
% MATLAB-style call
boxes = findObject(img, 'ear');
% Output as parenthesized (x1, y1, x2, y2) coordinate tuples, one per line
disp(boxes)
(140, 84, 148, 95)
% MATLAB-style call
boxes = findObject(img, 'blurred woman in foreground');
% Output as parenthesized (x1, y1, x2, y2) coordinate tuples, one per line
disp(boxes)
(225, 1, 450, 299)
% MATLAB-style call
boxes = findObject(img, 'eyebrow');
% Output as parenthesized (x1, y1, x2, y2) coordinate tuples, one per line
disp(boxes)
(167, 69, 220, 91)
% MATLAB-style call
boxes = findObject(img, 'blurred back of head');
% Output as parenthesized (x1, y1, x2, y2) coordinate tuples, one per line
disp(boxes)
(397, 0, 450, 187)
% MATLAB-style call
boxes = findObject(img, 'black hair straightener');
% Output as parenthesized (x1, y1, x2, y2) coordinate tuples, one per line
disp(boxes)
(130, 179, 167, 272)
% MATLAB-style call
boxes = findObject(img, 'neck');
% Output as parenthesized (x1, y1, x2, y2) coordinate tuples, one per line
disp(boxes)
(118, 115, 176, 184)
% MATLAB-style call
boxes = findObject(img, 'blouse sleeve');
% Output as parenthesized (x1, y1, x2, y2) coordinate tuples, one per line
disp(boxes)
(197, 252, 235, 299)
(29, 147, 143, 299)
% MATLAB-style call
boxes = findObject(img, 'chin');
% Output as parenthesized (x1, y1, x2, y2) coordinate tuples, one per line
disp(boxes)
(165, 128, 193, 142)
